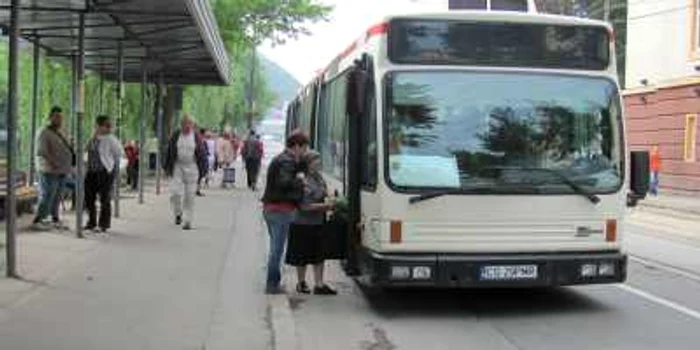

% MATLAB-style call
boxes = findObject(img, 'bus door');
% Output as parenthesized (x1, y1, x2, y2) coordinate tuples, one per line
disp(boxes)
(343, 54, 378, 275)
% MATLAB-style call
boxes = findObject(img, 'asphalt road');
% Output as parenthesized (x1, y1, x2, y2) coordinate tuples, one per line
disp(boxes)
(289, 219, 700, 350)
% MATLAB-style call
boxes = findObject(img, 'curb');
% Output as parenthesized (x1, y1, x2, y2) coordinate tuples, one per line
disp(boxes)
(637, 203, 700, 221)
(269, 294, 299, 350)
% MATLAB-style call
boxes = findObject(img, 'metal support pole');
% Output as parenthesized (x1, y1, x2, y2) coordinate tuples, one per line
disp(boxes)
(604, 0, 611, 22)
(114, 42, 124, 218)
(5, 0, 20, 278)
(29, 38, 41, 186)
(603, 0, 610, 22)
(75, 13, 86, 238)
(155, 73, 164, 196)
(138, 63, 147, 204)
(71, 55, 77, 140)
(98, 73, 104, 114)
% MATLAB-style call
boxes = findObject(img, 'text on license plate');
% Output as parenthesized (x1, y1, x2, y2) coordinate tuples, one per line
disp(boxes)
(480, 265, 538, 281)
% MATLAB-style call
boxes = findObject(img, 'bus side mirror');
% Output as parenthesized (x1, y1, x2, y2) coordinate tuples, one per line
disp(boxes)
(346, 68, 368, 117)
(628, 151, 650, 207)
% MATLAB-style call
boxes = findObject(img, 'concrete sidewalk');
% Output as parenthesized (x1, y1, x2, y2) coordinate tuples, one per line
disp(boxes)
(0, 170, 275, 350)
(627, 209, 700, 245)
(638, 192, 700, 219)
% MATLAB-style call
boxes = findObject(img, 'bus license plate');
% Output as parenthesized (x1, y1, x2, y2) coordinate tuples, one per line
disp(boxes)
(480, 265, 538, 281)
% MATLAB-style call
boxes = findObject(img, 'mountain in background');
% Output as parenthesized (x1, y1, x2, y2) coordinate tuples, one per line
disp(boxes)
(260, 55, 300, 114)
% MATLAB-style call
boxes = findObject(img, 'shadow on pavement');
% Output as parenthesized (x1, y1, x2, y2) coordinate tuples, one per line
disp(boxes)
(359, 284, 610, 319)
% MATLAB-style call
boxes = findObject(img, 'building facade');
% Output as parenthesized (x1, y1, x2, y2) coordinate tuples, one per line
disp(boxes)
(624, 0, 700, 193)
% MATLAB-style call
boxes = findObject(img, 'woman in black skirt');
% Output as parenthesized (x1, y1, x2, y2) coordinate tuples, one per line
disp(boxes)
(286, 151, 337, 295)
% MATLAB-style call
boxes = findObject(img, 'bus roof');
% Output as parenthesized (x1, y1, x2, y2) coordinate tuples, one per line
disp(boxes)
(382, 11, 611, 30)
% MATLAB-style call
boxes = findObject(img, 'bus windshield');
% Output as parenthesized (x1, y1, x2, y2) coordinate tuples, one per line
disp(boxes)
(386, 71, 623, 194)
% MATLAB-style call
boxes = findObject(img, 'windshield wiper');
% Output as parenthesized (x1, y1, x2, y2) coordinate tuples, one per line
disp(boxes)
(492, 166, 601, 205)
(408, 189, 470, 204)
(408, 186, 539, 204)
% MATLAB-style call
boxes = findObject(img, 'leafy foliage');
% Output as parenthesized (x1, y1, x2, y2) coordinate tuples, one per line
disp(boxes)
(213, 0, 332, 48)
(478, 104, 604, 162)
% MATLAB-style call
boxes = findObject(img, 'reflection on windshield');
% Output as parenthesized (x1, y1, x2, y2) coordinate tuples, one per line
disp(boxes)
(387, 71, 623, 194)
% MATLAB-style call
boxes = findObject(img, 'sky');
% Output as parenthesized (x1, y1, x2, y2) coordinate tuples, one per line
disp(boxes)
(259, 0, 449, 84)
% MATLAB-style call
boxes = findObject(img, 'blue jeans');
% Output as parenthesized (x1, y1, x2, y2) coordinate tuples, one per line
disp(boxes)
(263, 210, 297, 290)
(650, 171, 659, 196)
(34, 173, 66, 223)
(52, 177, 75, 221)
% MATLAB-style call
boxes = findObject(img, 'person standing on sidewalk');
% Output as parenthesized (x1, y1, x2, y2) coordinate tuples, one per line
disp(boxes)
(164, 115, 206, 230)
(650, 145, 661, 196)
(242, 130, 264, 190)
(196, 128, 210, 197)
(261, 130, 309, 294)
(216, 130, 236, 188)
(84, 115, 123, 233)
(216, 131, 235, 167)
(285, 151, 337, 295)
(124, 140, 139, 191)
(204, 130, 217, 186)
(32, 106, 74, 231)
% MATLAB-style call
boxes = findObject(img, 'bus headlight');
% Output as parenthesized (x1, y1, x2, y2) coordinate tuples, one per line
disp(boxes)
(412, 266, 432, 280)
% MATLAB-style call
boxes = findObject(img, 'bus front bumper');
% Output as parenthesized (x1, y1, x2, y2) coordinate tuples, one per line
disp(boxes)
(365, 251, 627, 288)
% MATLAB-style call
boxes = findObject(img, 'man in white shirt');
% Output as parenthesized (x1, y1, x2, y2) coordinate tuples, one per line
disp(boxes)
(84, 115, 123, 232)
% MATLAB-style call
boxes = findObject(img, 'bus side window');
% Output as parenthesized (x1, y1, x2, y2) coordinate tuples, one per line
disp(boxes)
(317, 83, 332, 174)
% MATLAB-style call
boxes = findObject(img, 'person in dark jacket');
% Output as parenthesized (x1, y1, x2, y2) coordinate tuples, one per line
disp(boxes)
(163, 114, 207, 230)
(124, 140, 139, 191)
(261, 130, 309, 294)
(196, 128, 209, 197)
(242, 130, 264, 190)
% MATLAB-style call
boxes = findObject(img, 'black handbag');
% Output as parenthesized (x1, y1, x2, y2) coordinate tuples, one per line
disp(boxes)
(321, 213, 348, 260)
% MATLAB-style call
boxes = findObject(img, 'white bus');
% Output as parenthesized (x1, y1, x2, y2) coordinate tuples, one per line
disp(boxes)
(286, 10, 650, 288)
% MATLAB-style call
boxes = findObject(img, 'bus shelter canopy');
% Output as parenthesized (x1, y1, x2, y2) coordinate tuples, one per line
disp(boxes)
(0, 0, 230, 85)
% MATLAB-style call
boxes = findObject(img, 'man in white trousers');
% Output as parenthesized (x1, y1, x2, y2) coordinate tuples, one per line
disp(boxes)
(163, 115, 206, 230)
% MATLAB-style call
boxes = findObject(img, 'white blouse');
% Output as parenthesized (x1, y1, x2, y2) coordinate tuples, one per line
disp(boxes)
(176, 132, 196, 165)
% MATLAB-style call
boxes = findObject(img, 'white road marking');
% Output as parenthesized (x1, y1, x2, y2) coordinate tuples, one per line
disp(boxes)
(616, 284, 700, 321)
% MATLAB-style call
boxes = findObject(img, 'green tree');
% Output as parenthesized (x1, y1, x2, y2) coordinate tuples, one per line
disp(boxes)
(182, 0, 332, 131)
(213, 0, 332, 48)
